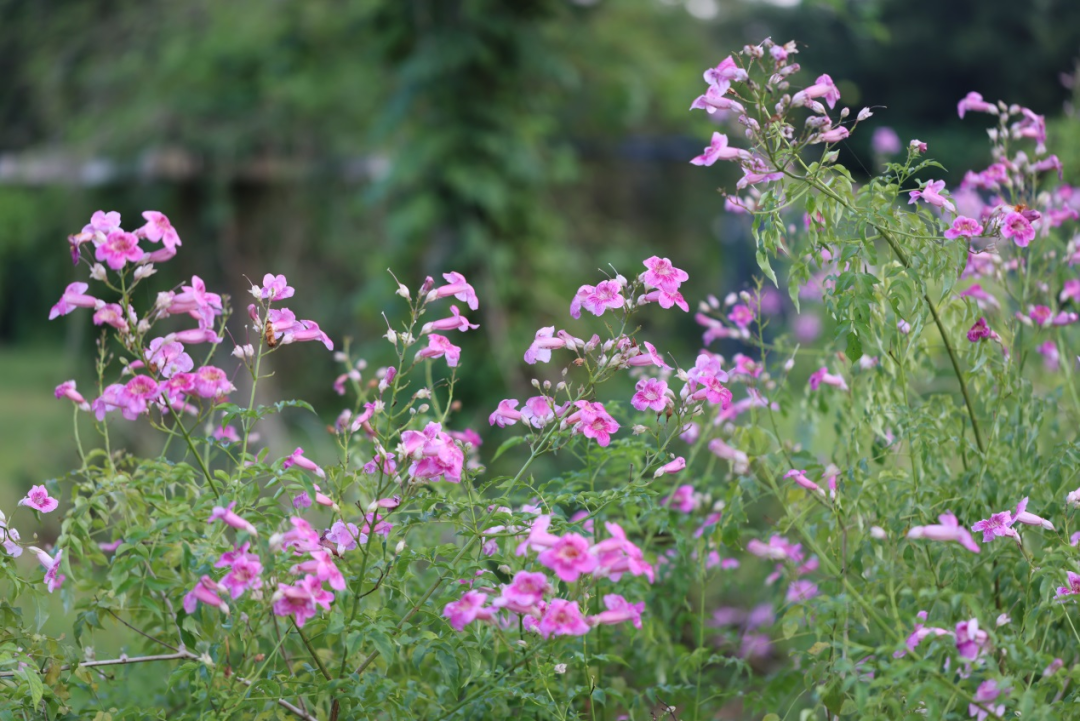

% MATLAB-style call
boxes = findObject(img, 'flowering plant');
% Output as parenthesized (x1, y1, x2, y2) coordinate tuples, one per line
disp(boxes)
(4, 36, 1080, 721)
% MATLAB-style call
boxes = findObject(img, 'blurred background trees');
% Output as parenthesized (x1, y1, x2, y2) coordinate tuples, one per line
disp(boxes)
(1, 0, 1078, 488)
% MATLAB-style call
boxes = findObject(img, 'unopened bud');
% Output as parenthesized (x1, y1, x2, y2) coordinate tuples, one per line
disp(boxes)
(90, 263, 108, 281)
(396, 284, 411, 300)
(395, 540, 406, 554)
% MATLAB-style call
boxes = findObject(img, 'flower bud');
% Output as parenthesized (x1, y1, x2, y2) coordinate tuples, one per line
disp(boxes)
(395, 540, 406, 554)
(90, 263, 108, 281)
(396, 283, 411, 300)
(134, 264, 156, 280)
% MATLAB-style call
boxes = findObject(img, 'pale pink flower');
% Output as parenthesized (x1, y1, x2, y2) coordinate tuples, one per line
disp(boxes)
(571, 280, 625, 318)
(1056, 571, 1080, 598)
(183, 575, 227, 614)
(443, 590, 493, 631)
(495, 571, 551, 613)
(624, 340, 671, 369)
(786, 580, 819, 603)
(91, 303, 129, 332)
(591, 594, 645, 629)
(704, 56, 748, 85)
(808, 367, 848, 392)
(592, 522, 654, 582)
(49, 282, 101, 320)
(515, 514, 562, 556)
(255, 273, 294, 301)
(747, 535, 803, 562)
(784, 469, 825, 496)
(690, 132, 750, 166)
(524, 326, 565, 364)
(906, 512, 980, 553)
(538, 599, 590, 637)
(791, 74, 841, 109)
(814, 126, 850, 144)
(54, 380, 90, 411)
(968, 679, 1005, 720)
(272, 575, 333, 627)
(632, 377, 671, 413)
(1044, 658, 1064, 676)
(215, 544, 263, 599)
(94, 230, 143, 270)
(282, 447, 326, 479)
(689, 83, 746, 115)
(520, 396, 555, 427)
(427, 271, 478, 310)
(1000, 211, 1035, 247)
(908, 179, 955, 213)
(19, 485, 58, 513)
(415, 333, 461, 367)
(208, 502, 258, 536)
(910, 139, 927, 153)
(422, 305, 478, 334)
(82, 210, 122, 235)
(958, 285, 1000, 310)
(191, 366, 234, 399)
(640, 256, 689, 293)
(684, 352, 733, 407)
(290, 550, 346, 591)
(146, 338, 193, 378)
(489, 399, 522, 428)
(280, 319, 333, 351)
(893, 610, 951, 659)
(1011, 496, 1054, 531)
(2, 520, 23, 557)
(568, 400, 620, 447)
(665, 484, 698, 513)
(945, 216, 984, 239)
(653, 457, 686, 479)
(325, 521, 365, 553)
(956, 92, 998, 118)
(639, 289, 690, 312)
(538, 533, 598, 582)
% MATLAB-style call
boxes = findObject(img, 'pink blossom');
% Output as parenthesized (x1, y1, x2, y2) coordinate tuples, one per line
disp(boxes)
(538, 533, 598, 582)
(747, 535, 803, 562)
(282, 447, 326, 479)
(415, 333, 461, 367)
(91, 383, 125, 421)
(653, 456, 686, 478)
(138, 211, 181, 252)
(191, 366, 234, 399)
(958, 285, 1000, 310)
(443, 590, 493, 631)
(808, 367, 848, 392)
(54, 380, 90, 411)
(91, 303, 129, 332)
(591, 594, 645, 629)
(290, 550, 346, 591)
(640, 256, 689, 293)
(632, 377, 671, 413)
(967, 317, 999, 343)
(639, 288, 689, 312)
(520, 396, 555, 427)
(908, 179, 955, 213)
(279, 517, 322, 554)
(871, 127, 902, 155)
(82, 210, 122, 235)
(1012, 107, 1047, 152)
(146, 338, 193, 378)
(426, 271, 478, 311)
(538, 599, 590, 637)
(1056, 571, 1080, 598)
(955, 618, 989, 660)
(280, 319, 333, 351)
(118, 375, 161, 419)
(254, 273, 294, 301)
(215, 545, 263, 599)
(1061, 279, 1080, 303)
(736, 157, 785, 189)
(786, 580, 818, 603)
(4, 525, 24, 557)
(906, 512, 980, 553)
(524, 326, 565, 364)
(325, 521, 364, 553)
(1000, 211, 1035, 247)
(945, 216, 984, 239)
(703, 56, 748, 85)
(910, 139, 928, 153)
(422, 305, 478, 334)
(792, 74, 841, 109)
(273, 575, 333, 627)
(708, 438, 748, 473)
(893, 610, 951, 659)
(49, 282, 101, 320)
(665, 485, 698, 513)
(689, 83, 746, 115)
(495, 571, 551, 613)
(814, 125, 850, 144)
(568, 400, 620, 447)
(624, 340, 671, 369)
(784, 469, 825, 496)
(971, 509, 1018, 543)
(18, 485, 58, 513)
(728, 304, 755, 328)
(592, 522, 654, 582)
(489, 399, 522, 427)
(208, 502, 258, 536)
(690, 132, 750, 166)
(571, 280, 625, 318)
(1011, 496, 1054, 530)
(515, 514, 562, 556)
(956, 92, 998, 119)
(684, 352, 733, 407)
(94, 230, 143, 270)
(1038, 341, 1060, 370)
(969, 679, 1006, 720)
(183, 575, 227, 614)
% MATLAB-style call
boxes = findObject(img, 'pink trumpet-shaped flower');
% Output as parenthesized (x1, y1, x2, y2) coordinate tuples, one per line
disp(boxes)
(489, 399, 522, 428)
(208, 502, 258, 536)
(570, 280, 625, 318)
(665, 484, 698, 513)
(1000, 211, 1035, 247)
(690, 132, 751, 166)
(95, 230, 143, 270)
(272, 575, 333, 627)
(415, 333, 461, 367)
(524, 326, 566, 365)
(29, 547, 66, 593)
(968, 679, 1006, 721)
(1056, 571, 1080, 598)
(704, 56, 748, 85)
(19, 485, 59, 513)
(640, 256, 689, 293)
(808, 367, 848, 391)
(591, 594, 645, 629)
(1012, 496, 1054, 530)
(49, 282, 101, 320)
(632, 377, 672, 413)
(443, 590, 493, 631)
(689, 83, 746, 115)
(945, 216, 984, 239)
(955, 618, 989, 660)
(538, 533, 598, 582)
(893, 610, 951, 659)
(282, 447, 326, 479)
(422, 305, 478, 334)
(254, 273, 294, 301)
(956, 92, 998, 119)
(784, 469, 825, 496)
(908, 179, 955, 213)
(139, 211, 182, 251)
(653, 457, 686, 478)
(54, 380, 90, 411)
(538, 599, 591, 637)
(183, 575, 228, 614)
(495, 571, 551, 613)
(791, 74, 841, 109)
(907, 512, 980, 553)
(426, 271, 478, 311)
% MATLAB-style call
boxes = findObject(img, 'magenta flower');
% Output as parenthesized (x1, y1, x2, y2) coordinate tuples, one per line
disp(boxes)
(138, 211, 181, 252)
(216, 546, 263, 600)
(640, 256, 689, 293)
(958, 285, 1000, 310)
(208, 502, 258, 536)
(593, 522, 654, 582)
(1000, 211, 1035, 247)
(443, 590, 493, 631)
(624, 340, 672, 369)
(426, 271, 478, 311)
(893, 610, 951, 659)
(252, 273, 293, 301)
(632, 377, 671, 413)
(665, 484, 698, 513)
(92, 303, 129, 332)
(653, 457, 686, 479)
(784, 469, 825, 496)
(282, 447, 326, 479)
(786, 580, 819, 603)
(18, 485, 58, 513)
(520, 395, 555, 428)
(422, 305, 478, 334)
(1011, 496, 1054, 530)
(515, 514, 562, 557)
(538, 599, 591, 637)
(957, 91, 998, 119)
(591, 594, 645, 629)
(272, 575, 333, 627)
(968, 679, 1006, 720)
(1056, 571, 1080, 599)
(49, 282, 101, 320)
(95, 230, 143, 270)
(54, 380, 90, 411)
(967, 317, 998, 343)
(639, 288, 690, 312)
(83, 209, 122, 235)
(489, 399, 522, 428)
(792, 73, 841, 109)
(704, 56, 748, 85)
(907, 512, 980, 553)
(955, 618, 989, 660)
(290, 550, 346, 591)
(689, 83, 746, 115)
(191, 366, 234, 399)
(415, 333, 461, 367)
(279, 517, 322, 554)
(747, 535, 803, 562)
(568, 400, 620, 447)
(871, 127, 902, 155)
(524, 326, 565, 365)
(495, 571, 551, 613)
(971, 509, 1018, 543)
(538, 533, 598, 582)
(908, 180, 955, 213)
(945, 216, 984, 239)
(728, 304, 755, 328)
(570, 280, 625, 318)
(690, 132, 750, 167)
(814, 126, 850, 144)
(684, 352, 733, 408)
(808, 367, 848, 392)
(183, 575, 228, 614)
(325, 521, 364, 553)
(118, 375, 161, 419)
(910, 139, 927, 153)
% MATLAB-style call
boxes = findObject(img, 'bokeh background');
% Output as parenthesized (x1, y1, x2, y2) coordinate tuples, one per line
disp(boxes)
(2, 0, 1079, 510)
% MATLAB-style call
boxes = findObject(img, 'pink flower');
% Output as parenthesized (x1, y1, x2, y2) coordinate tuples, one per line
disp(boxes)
(684, 352, 733, 407)
(95, 230, 143, 270)
(690, 132, 750, 166)
(91, 303, 129, 332)
(908, 179, 955, 213)
(571, 280, 625, 318)
(591, 594, 645, 629)
(54, 380, 90, 411)
(632, 377, 671, 413)
(83, 210, 122, 235)
(282, 447, 326, 479)
(703, 56, 748, 85)
(736, 157, 785, 189)
(520, 396, 555, 427)
(808, 367, 848, 392)
(728, 304, 755, 328)
(118, 375, 161, 419)
(290, 550, 346, 591)
(415, 334, 461, 367)
(955, 618, 988, 660)
(139, 211, 182, 251)
(325, 521, 364, 553)
(653, 457, 686, 479)
(791, 74, 841, 109)
(426, 271, 478, 311)
(945, 216, 984, 239)
(871, 127, 902, 155)
(958, 285, 1000, 310)
(443, 590, 493, 631)
(272, 575, 333, 627)
(280, 319, 334, 350)
(568, 400, 620, 447)
(216, 545, 263, 600)
(747, 535, 803, 562)
(907, 512, 980, 553)
(1000, 211, 1035, 247)
(893, 610, 951, 659)
(624, 340, 671, 369)
(49, 282, 101, 320)
(592, 522, 654, 582)
(639, 289, 690, 312)
(208, 502, 258, 536)
(814, 126, 850, 144)
(538, 599, 590, 637)
(192, 366, 235, 399)
(255, 273, 295, 301)
(146, 338, 193, 378)
(422, 305, 478, 334)
(515, 514, 562, 556)
(1056, 571, 1080, 599)
(18, 485, 58, 513)
(524, 326, 566, 364)
(971, 510, 1018, 543)
(910, 139, 928, 153)
(786, 580, 819, 603)
(665, 485, 698, 513)
(183, 575, 227, 614)
(495, 571, 551, 613)
(957, 92, 998, 119)
(784, 469, 825, 496)
(967, 317, 999, 343)
(538, 533, 598, 582)
(969, 679, 1006, 720)
(489, 399, 522, 427)
(640, 256, 689, 293)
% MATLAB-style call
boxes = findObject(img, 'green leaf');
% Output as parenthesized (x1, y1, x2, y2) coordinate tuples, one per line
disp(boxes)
(16, 666, 43, 706)
(491, 435, 528, 462)
(845, 331, 863, 363)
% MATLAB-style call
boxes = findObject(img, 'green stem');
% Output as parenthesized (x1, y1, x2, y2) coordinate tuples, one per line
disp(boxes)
(292, 618, 332, 682)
